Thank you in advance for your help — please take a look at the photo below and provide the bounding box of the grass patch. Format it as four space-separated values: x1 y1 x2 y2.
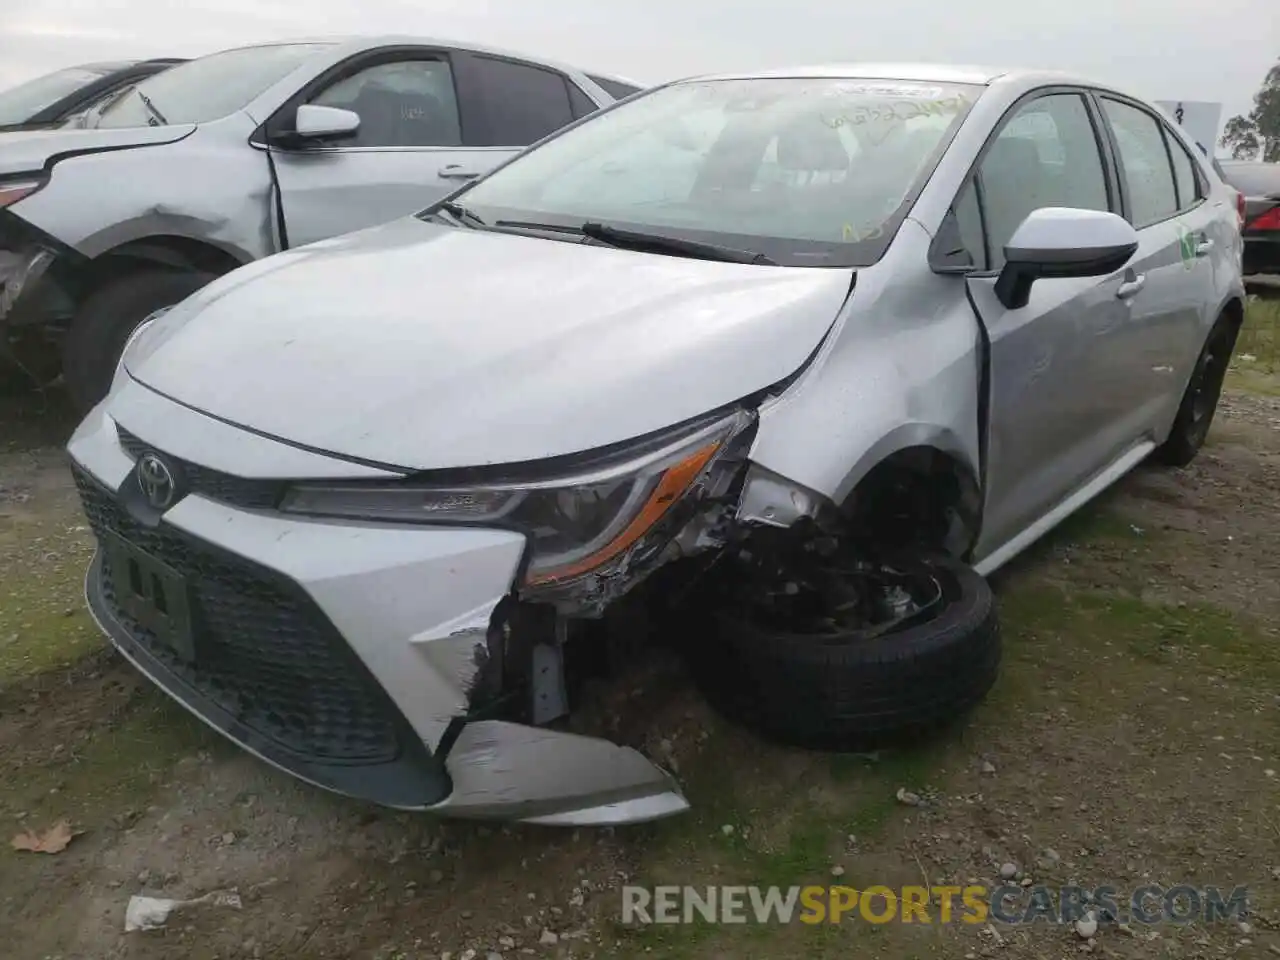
0 607 100 682
0 690 216 839
999 579 1278 685
610 716 963 957
1041 498 1150 545
1231 293 1280 389
0 520 98 684
611 535 1275 954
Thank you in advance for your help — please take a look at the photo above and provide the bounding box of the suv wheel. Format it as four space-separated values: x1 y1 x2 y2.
686 553 1000 751
62 268 215 413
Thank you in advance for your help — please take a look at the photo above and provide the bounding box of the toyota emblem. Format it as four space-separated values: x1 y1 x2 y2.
136 452 178 510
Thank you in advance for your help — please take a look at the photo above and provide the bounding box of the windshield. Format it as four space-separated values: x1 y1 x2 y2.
92 43 330 128
0 65 117 125
448 76 981 267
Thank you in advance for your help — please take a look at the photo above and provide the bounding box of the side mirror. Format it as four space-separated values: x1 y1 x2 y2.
292 104 360 142
994 207 1138 310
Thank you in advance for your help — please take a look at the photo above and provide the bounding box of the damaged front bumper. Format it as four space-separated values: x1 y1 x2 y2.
0 235 58 330
67 384 689 826
1 216 68 382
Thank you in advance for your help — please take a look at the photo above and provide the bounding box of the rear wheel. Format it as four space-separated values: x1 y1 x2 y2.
62 268 215 413
1153 313 1239 467
686 552 1000 751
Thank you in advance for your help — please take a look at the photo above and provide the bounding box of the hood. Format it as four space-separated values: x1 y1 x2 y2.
0 124 194 178
127 217 853 470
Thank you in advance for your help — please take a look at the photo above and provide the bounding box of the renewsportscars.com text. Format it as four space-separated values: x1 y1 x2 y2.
621 884 1249 926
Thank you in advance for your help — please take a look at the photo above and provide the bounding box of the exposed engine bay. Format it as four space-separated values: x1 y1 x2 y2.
467 407 964 741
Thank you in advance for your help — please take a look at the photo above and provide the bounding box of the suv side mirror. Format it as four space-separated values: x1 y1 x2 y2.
292 104 360 142
995 207 1139 309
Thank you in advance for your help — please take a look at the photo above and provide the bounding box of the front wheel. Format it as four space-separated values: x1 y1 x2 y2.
1152 313 1240 468
62 268 216 413
686 553 1001 751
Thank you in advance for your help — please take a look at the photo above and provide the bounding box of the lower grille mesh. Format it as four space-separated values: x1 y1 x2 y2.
74 465 402 764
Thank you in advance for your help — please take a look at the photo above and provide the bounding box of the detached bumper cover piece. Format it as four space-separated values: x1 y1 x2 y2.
68 391 688 824
0 245 56 326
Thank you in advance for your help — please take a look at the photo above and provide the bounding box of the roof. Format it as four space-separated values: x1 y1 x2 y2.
687 63 1014 86
584 70 649 89
675 62 1112 93
76 60 139 72
192 35 610 81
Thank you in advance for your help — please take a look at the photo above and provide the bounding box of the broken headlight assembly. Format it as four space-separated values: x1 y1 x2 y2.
0 178 45 209
280 411 753 586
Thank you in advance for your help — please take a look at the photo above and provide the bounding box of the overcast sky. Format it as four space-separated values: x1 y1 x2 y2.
1 0 1275 125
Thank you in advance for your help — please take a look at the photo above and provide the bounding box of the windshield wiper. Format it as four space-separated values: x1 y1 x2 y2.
579 222 776 265
437 201 487 228
135 89 167 126
493 219 584 234
72 86 129 129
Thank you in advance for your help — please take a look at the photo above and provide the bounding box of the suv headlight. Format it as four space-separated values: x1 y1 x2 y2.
0 178 45 208
280 411 751 585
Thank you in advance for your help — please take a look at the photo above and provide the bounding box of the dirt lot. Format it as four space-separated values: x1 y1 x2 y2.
2 297 1279 960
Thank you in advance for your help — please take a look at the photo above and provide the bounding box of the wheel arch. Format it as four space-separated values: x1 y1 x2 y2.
1219 293 1245 333
836 437 984 559
77 235 248 296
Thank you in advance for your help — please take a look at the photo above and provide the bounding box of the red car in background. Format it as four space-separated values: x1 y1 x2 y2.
1218 159 1280 277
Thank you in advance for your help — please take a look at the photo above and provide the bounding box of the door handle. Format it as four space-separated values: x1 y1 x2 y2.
1194 238 1214 257
1116 273 1146 300
439 165 481 180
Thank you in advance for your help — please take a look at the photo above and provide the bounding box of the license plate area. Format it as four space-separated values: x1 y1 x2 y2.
102 531 198 662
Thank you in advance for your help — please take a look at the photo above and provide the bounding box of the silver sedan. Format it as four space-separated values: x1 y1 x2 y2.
69 63 1245 825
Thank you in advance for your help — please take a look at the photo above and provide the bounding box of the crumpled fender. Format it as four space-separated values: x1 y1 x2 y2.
746 221 983 507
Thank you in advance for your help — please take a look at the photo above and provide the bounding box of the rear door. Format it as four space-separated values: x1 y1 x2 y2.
956 89 1139 559
1093 94 1218 433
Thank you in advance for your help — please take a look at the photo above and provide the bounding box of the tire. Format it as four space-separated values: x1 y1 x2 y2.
1152 313 1240 468
62 268 216 413
686 554 1000 752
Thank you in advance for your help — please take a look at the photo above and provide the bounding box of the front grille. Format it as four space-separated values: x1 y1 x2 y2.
116 425 285 510
74 464 403 765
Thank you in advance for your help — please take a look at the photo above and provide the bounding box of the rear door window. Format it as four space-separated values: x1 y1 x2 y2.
465 56 576 146
1099 97 1179 227
1163 127 1203 211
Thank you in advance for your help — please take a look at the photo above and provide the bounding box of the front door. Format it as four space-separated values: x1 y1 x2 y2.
269 54 513 248
268 49 596 250
957 90 1143 560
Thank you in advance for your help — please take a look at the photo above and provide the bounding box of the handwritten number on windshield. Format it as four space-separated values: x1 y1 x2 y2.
819 95 970 131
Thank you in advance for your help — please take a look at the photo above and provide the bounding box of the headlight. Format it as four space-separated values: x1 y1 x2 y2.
280 411 750 585
0 179 44 208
